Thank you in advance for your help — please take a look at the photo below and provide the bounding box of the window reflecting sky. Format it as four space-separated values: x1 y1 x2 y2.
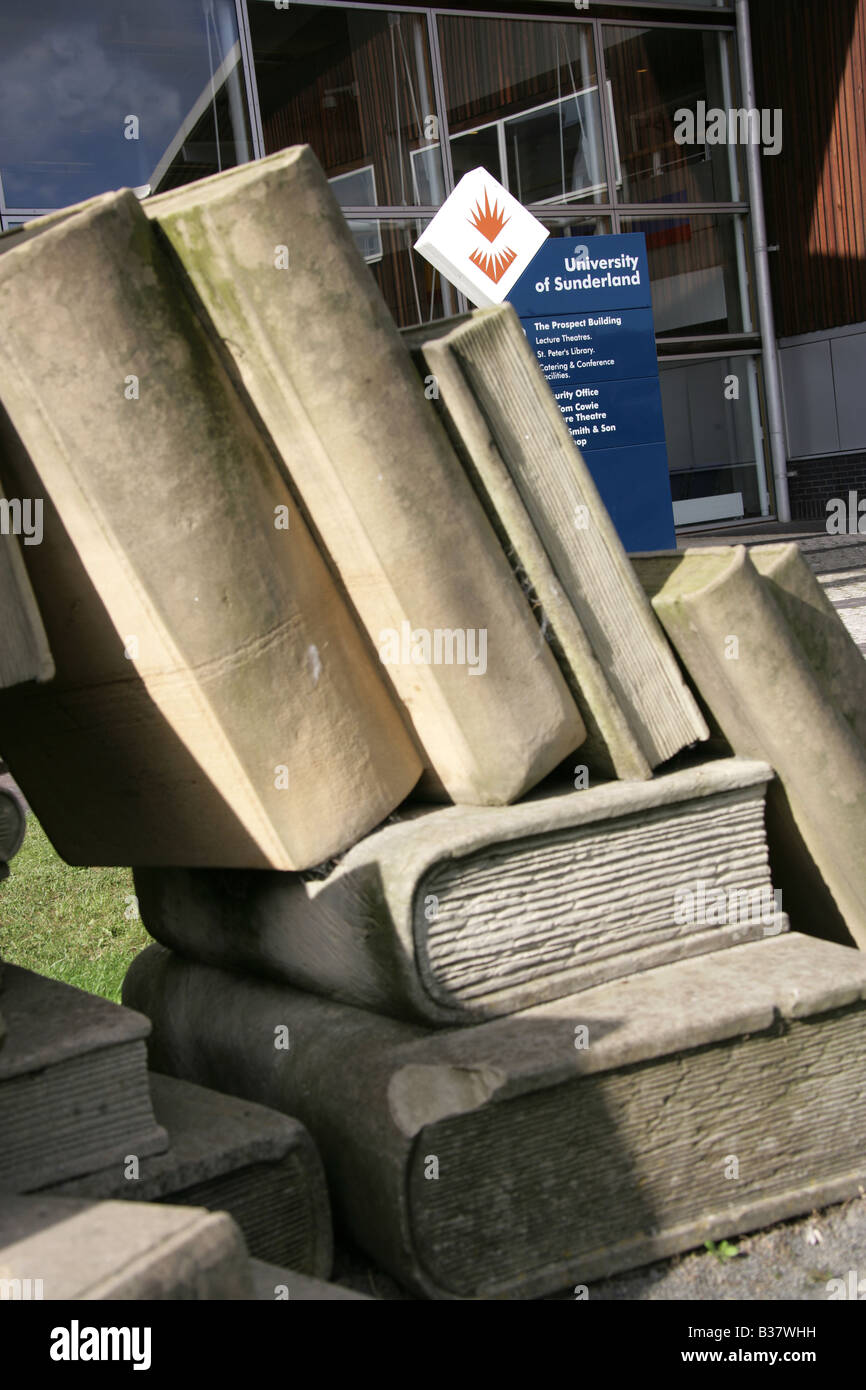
0 0 247 209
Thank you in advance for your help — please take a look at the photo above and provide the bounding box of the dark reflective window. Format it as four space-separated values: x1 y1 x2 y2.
660 354 767 519
436 16 607 208
347 217 454 327
248 4 444 207
603 25 744 205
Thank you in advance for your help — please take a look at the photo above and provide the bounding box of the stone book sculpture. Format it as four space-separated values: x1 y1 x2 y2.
403 306 708 780
134 759 786 1025
0 191 422 868
124 934 866 1300
0 964 169 1191
144 147 585 806
51 1074 334 1278
0 480 53 689
633 546 866 951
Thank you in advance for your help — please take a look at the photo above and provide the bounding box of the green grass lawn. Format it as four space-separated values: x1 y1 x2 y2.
0 813 151 1001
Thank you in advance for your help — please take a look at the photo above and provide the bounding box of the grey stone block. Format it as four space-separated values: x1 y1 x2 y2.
123 934 866 1300
249 1259 372 1300
0 965 168 1191
50 1073 332 1277
0 1194 252 1299
135 758 786 1024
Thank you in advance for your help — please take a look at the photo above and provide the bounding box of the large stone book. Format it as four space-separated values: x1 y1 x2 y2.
403 307 708 779
0 964 168 1191
134 758 786 1025
0 191 421 867
0 481 53 689
123 934 866 1300
0 1195 252 1299
633 546 866 951
143 147 585 805
50 1074 333 1277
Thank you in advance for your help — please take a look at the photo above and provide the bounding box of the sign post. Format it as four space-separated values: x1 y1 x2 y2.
507 233 676 552
415 172 676 551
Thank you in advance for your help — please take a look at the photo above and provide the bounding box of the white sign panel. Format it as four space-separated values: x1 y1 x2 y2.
414 168 549 308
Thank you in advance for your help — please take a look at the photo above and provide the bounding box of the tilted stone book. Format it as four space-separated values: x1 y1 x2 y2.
403 306 708 780
749 541 866 749
124 933 866 1300
143 147 585 806
134 758 786 1025
633 545 866 952
0 191 422 868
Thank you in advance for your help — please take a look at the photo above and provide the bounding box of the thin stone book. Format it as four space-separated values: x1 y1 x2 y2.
403 306 709 780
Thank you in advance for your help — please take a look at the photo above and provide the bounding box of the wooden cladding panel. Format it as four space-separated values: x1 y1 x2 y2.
751 0 866 335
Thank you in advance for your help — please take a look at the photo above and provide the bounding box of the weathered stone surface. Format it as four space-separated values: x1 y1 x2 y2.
0 1195 252 1299
0 964 168 1191
123 934 866 1300
750 541 866 748
404 307 708 777
135 758 785 1024
0 479 53 689
145 147 584 806
249 1259 371 1301
634 546 866 951
0 190 421 867
51 1073 332 1276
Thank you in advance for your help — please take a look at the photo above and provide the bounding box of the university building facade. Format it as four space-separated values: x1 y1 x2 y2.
1 0 864 530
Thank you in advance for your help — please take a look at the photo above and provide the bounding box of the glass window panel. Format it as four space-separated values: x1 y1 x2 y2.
620 212 753 335
660 354 765 517
248 4 445 208
347 218 453 329
437 15 607 205
0 0 251 210
603 24 744 204
537 214 613 239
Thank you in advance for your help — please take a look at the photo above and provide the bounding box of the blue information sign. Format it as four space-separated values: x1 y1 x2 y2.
508 233 675 552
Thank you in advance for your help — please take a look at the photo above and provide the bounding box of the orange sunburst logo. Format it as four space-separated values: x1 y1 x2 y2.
467 189 511 243
468 245 518 284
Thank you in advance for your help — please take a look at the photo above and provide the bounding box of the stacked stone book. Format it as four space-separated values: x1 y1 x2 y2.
135 758 785 1024
48 1073 333 1277
0 965 335 1282
126 933 866 1300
